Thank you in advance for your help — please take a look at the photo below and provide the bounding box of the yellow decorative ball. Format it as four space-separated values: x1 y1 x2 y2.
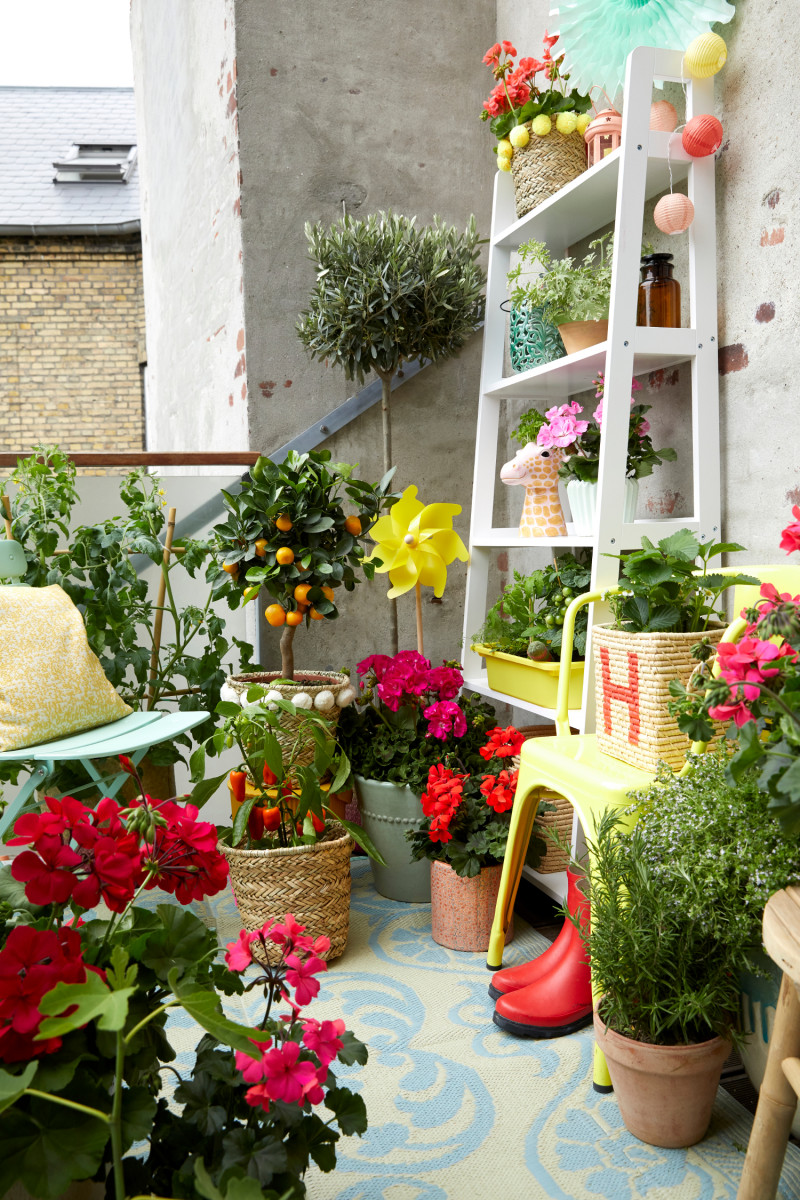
531 114 552 137
555 111 578 136
684 32 727 78
497 155 512 173
575 112 592 136
496 138 513 159
509 124 530 149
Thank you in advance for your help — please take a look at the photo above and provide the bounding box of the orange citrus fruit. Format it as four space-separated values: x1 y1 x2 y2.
285 610 303 626
321 585 334 601
275 514 293 532
243 585 259 603
344 515 362 536
275 547 295 566
293 583 312 604
254 538 268 557
309 607 325 621
265 604 286 627
222 562 239 576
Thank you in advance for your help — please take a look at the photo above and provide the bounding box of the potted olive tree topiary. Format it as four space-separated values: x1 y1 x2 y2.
297 211 486 652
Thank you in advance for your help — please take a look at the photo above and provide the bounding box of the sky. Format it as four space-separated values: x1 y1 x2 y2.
0 0 134 87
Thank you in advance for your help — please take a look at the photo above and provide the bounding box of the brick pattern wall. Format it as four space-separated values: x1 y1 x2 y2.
0 235 145 466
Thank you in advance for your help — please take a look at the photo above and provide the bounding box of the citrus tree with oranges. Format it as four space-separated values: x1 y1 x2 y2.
209 449 396 678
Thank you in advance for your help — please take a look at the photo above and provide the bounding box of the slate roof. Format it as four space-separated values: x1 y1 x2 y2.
0 87 139 234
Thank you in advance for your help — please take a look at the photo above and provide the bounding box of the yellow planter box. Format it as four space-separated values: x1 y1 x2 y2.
472 644 584 710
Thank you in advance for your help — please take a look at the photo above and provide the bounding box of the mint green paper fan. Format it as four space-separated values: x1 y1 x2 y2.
553 0 735 99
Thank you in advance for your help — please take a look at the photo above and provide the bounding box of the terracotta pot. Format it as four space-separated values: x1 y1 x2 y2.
594 1011 730 1147
430 861 513 952
557 318 608 355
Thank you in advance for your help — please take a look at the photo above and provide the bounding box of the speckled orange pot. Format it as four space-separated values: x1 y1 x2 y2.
430 861 513 952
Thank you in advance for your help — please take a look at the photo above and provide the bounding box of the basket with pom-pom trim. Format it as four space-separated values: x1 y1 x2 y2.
226 670 353 767
510 121 586 218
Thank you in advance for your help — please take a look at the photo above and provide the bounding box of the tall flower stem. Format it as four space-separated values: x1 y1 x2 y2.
110 1031 126 1200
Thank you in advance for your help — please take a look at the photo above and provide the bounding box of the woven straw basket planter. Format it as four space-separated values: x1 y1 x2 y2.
592 625 725 772
511 125 586 217
227 670 350 768
219 822 354 964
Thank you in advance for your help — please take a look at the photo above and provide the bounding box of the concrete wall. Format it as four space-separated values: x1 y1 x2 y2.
130 0 248 460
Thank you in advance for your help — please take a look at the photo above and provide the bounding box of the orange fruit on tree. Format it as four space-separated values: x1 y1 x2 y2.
309 607 325 621
243 585 260 603
321 585 334 601
275 514 293 532
293 583 312 604
285 610 303 626
275 547 295 566
344 515 362 536
254 538 268 557
222 562 239 576
265 604 286 627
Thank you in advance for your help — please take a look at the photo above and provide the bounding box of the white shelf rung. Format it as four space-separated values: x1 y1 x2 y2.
470 527 594 548
470 517 700 549
520 866 568 905
463 675 584 731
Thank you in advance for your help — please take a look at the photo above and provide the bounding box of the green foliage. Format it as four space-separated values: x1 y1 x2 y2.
488 86 592 138
296 211 485 386
510 406 548 447
472 555 592 660
3 446 240 769
606 531 759 633
507 234 613 326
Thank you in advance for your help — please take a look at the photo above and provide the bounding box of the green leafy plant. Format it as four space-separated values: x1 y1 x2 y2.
606 530 759 634
472 555 592 661
208 450 395 679
507 234 613 326
510 407 548 447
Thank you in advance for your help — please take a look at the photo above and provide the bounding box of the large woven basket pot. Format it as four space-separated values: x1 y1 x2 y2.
219 821 354 964
511 124 586 218
592 624 725 772
227 670 350 767
508 303 565 372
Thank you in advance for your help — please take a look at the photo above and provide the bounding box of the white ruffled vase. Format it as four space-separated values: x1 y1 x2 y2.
566 478 639 535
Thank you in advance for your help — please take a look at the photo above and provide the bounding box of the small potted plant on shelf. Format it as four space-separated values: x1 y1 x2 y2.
481 34 592 217
596 529 758 771
336 652 497 903
471 555 591 709
507 233 613 355
192 683 384 961
405 726 528 952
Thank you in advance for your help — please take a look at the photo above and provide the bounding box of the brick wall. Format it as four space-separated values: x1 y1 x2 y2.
0 235 145 465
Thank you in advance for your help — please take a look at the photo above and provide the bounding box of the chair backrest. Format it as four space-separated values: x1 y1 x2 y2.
717 563 800 616
0 540 28 584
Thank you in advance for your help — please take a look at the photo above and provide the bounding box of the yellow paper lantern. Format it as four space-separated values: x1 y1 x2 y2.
654 193 695 235
684 32 727 78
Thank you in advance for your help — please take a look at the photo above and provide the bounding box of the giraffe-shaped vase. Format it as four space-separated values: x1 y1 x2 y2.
500 442 567 538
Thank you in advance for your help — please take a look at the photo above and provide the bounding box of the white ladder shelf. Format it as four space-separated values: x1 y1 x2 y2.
461 46 720 902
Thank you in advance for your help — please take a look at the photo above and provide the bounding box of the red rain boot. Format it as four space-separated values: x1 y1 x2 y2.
492 874 592 1038
488 869 588 1002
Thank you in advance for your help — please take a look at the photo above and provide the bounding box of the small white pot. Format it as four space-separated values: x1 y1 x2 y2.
566 478 638 535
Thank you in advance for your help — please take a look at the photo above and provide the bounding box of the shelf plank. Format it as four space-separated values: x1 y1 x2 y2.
521 866 568 904
485 328 697 400
463 675 584 731
470 527 594 548
492 133 691 253
470 516 700 549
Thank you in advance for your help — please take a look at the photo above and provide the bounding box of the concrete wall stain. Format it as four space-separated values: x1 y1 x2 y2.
648 367 680 390
764 188 781 209
718 343 749 375
786 487 800 506
645 490 685 516
760 227 785 246
755 302 776 323
259 380 276 398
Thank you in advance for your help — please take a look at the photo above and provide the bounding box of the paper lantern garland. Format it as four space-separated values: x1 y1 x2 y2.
682 113 723 157
654 193 695 235
650 100 678 133
684 32 727 78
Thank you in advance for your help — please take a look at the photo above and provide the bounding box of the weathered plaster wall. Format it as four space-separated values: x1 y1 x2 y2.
130 0 248 460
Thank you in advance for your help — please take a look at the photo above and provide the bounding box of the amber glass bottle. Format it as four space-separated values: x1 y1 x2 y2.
637 253 681 328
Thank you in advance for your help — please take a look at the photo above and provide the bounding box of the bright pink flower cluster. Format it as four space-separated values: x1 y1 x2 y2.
225 913 330 1006
423 700 467 741
357 651 465 738
479 768 519 814
708 634 797 726
781 505 800 556
137 798 228 904
537 402 589 449
420 765 467 843
479 726 525 761
0 925 94 1063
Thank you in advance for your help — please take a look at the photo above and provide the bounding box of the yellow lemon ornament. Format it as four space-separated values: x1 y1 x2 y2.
576 112 592 136
496 138 513 159
497 155 512 172
531 114 552 137
555 111 578 136
509 124 530 149
684 32 727 78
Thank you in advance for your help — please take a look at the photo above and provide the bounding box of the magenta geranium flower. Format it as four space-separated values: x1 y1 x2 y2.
225 929 258 972
716 636 797 702
537 401 589 448
302 1017 345 1066
284 951 327 1006
356 654 393 682
780 505 800 555
424 700 467 740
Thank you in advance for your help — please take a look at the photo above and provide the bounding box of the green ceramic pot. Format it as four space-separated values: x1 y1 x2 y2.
508 304 565 372
354 775 431 903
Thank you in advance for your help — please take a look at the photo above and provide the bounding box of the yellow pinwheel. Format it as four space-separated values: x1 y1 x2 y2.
366 485 469 599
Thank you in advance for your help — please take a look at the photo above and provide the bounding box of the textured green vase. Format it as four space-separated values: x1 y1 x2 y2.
509 305 565 372
354 775 431 903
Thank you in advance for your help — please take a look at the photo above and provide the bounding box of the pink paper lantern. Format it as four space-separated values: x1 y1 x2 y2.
682 114 723 158
650 100 678 132
654 193 695 235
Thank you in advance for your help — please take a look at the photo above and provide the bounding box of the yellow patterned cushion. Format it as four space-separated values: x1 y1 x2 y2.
0 584 132 752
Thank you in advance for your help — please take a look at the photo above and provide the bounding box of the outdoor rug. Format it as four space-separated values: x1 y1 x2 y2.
163 859 800 1200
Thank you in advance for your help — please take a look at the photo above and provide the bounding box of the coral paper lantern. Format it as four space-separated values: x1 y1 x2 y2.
682 113 723 157
684 32 727 78
654 193 695 235
650 100 678 133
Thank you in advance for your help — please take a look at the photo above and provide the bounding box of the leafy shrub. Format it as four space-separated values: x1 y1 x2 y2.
472 555 591 660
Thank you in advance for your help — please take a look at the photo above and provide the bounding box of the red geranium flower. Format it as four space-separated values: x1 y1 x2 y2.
479 726 524 761
480 769 518 814
780 505 800 555
0 926 88 1063
139 799 228 903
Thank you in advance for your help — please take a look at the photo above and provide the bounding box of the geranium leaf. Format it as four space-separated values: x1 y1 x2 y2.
140 904 215 982
324 1086 368 1136
38 974 134 1036
168 969 272 1054
0 1103 109 1199
337 1029 368 1066
121 1086 158 1150
0 1061 37 1114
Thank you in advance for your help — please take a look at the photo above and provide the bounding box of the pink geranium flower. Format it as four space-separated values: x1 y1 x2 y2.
225 929 258 972
424 700 467 741
302 1017 345 1066
284 951 327 1006
245 1040 321 1106
538 402 589 449
708 698 755 727
780 505 800 555
716 636 797 702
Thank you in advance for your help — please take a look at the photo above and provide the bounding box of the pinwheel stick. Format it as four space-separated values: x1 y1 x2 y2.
415 582 424 656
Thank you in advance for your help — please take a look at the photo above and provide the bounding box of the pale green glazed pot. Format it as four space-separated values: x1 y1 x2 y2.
354 775 431 903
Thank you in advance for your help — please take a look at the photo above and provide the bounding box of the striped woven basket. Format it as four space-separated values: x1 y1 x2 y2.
510 125 586 217
227 671 349 767
219 821 354 964
592 625 725 772
514 725 576 874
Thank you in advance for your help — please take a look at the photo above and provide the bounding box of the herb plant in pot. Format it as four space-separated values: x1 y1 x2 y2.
471 555 591 709
507 233 613 355
597 529 758 771
406 726 527 951
337 652 497 902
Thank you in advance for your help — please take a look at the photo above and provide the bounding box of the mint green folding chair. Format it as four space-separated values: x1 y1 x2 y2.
0 539 209 839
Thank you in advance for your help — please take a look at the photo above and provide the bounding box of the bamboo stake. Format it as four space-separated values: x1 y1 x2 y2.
415 582 424 657
1 495 12 539
147 507 177 711
379 371 398 656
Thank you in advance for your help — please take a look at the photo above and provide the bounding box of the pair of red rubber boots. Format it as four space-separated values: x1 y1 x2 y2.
490 869 593 1038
